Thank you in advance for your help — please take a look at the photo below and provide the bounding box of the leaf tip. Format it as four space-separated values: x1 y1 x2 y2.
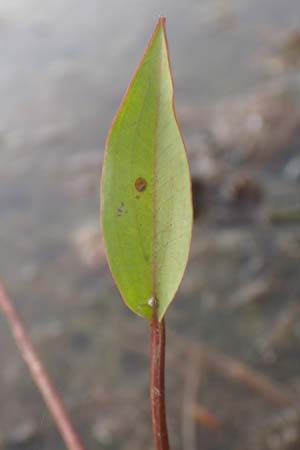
157 15 166 30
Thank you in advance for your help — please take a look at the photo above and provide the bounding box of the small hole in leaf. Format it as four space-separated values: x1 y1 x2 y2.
135 177 147 192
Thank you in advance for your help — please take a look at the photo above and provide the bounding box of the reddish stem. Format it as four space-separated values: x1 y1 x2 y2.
0 283 86 450
150 307 170 450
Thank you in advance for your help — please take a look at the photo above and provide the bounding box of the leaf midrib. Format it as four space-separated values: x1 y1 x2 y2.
152 29 165 305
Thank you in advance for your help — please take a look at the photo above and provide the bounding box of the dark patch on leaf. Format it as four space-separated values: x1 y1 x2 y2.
117 202 127 217
135 177 147 192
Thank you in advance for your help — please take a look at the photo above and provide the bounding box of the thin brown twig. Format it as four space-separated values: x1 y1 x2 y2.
171 332 296 407
181 350 202 450
260 303 300 354
0 283 87 450
150 306 170 450
125 327 295 407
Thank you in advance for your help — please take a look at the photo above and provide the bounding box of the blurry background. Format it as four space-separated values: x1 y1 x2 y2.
1 0 300 449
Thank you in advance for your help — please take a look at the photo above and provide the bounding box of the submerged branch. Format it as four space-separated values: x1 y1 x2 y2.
0 283 86 450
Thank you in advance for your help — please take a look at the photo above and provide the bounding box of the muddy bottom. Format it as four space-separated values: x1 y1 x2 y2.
0 1 300 449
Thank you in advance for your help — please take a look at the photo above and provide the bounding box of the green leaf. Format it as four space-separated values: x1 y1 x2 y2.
101 17 193 320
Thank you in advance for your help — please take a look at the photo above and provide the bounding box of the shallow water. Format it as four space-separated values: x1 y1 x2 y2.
0 1 300 449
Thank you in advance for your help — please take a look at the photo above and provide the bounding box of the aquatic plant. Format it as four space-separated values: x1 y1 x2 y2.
101 16 192 450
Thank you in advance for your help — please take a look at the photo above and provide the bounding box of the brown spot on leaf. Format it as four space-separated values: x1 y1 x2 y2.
135 177 147 192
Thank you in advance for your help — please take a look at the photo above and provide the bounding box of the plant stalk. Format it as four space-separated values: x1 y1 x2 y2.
0 283 86 450
150 307 170 450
